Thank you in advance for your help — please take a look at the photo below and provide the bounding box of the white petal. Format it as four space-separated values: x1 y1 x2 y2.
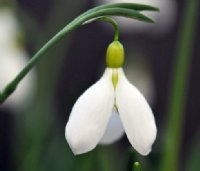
65 68 114 155
116 69 157 156
100 110 124 145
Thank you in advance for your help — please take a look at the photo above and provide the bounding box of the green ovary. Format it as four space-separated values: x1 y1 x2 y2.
106 41 124 68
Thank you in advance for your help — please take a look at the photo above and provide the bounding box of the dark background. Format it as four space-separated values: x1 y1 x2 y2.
0 0 200 171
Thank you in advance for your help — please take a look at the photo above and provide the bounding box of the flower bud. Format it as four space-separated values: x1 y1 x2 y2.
106 41 124 68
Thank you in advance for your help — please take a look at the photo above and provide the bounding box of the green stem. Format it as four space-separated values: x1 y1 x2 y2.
160 0 199 171
98 17 119 41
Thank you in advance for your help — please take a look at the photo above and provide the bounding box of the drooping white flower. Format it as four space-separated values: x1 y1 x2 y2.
65 41 157 156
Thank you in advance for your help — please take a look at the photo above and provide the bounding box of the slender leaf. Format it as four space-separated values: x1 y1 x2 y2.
84 3 159 17
100 3 159 11
78 3 158 24
80 8 155 24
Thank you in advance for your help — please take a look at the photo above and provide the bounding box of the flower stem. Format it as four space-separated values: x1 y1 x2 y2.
98 17 119 41
160 0 199 171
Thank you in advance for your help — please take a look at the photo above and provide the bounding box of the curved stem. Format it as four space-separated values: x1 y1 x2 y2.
98 17 119 41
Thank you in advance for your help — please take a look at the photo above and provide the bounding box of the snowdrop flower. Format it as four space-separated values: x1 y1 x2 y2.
65 41 157 155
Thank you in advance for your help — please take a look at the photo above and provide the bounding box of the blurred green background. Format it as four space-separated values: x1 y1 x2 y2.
0 0 200 171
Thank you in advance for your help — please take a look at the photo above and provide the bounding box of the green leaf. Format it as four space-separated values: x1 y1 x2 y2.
80 8 155 25
77 3 159 23
93 3 159 12
84 3 159 17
